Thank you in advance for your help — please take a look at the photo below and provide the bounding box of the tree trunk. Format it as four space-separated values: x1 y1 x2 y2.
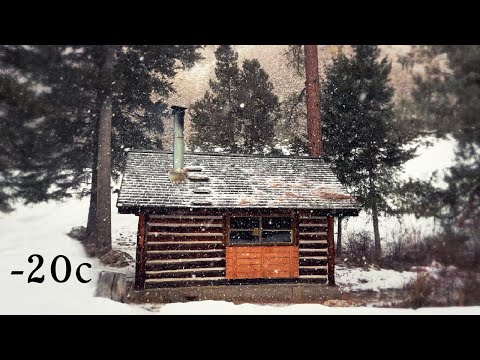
303 45 323 157
95 45 115 256
372 201 381 260
368 170 381 260
86 116 99 247
87 135 98 248
336 216 342 257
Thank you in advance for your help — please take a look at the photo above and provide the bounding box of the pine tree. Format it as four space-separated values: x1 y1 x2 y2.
0 56 49 212
191 45 240 152
237 59 279 153
0 45 202 254
322 45 415 258
407 45 480 230
191 46 279 154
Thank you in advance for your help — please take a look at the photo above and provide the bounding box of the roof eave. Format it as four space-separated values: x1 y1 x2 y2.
117 205 360 217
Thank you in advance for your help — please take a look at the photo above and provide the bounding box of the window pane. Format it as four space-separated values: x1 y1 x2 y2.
262 217 292 230
230 231 260 244
230 217 260 229
261 231 292 243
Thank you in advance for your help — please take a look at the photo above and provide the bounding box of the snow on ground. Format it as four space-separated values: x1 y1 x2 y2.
0 198 147 314
1 193 478 314
336 265 415 292
147 300 479 315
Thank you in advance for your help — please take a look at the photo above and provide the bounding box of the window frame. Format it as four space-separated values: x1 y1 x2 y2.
228 214 294 246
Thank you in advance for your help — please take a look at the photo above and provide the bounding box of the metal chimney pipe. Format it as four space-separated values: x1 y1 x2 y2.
304 45 323 157
172 105 187 171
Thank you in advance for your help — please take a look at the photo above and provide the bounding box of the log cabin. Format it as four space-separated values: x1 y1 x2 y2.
116 106 360 290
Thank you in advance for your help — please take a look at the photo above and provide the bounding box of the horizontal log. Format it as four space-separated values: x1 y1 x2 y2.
147 223 223 228
146 249 225 260
299 225 327 229
146 267 226 274
299 227 328 233
299 249 328 257
299 267 328 276
298 235 328 241
147 257 225 264
299 232 327 236
147 232 223 237
146 218 222 226
299 265 328 269
147 227 223 234
147 236 225 243
299 258 328 267
145 267 226 279
145 258 226 271
299 243 328 250
148 249 225 254
299 240 328 244
149 215 223 220
145 277 225 283
147 240 223 246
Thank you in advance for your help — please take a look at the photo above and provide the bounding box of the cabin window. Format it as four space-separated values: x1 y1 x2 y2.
229 216 292 245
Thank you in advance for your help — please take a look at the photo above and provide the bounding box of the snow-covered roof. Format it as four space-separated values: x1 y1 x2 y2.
116 150 359 214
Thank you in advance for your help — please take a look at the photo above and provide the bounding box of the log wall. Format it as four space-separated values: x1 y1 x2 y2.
134 210 336 289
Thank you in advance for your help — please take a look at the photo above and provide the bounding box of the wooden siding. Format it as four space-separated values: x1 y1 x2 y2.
145 214 224 242
141 212 227 289
327 215 335 286
297 214 329 283
226 246 299 279
134 210 335 289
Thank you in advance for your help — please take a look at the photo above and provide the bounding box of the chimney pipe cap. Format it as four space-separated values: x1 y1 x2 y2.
171 105 188 113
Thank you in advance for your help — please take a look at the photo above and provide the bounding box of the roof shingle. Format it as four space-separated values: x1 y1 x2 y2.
116 150 359 213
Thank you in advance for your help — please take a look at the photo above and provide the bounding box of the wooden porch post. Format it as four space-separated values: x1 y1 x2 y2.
134 212 146 290
327 215 335 286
